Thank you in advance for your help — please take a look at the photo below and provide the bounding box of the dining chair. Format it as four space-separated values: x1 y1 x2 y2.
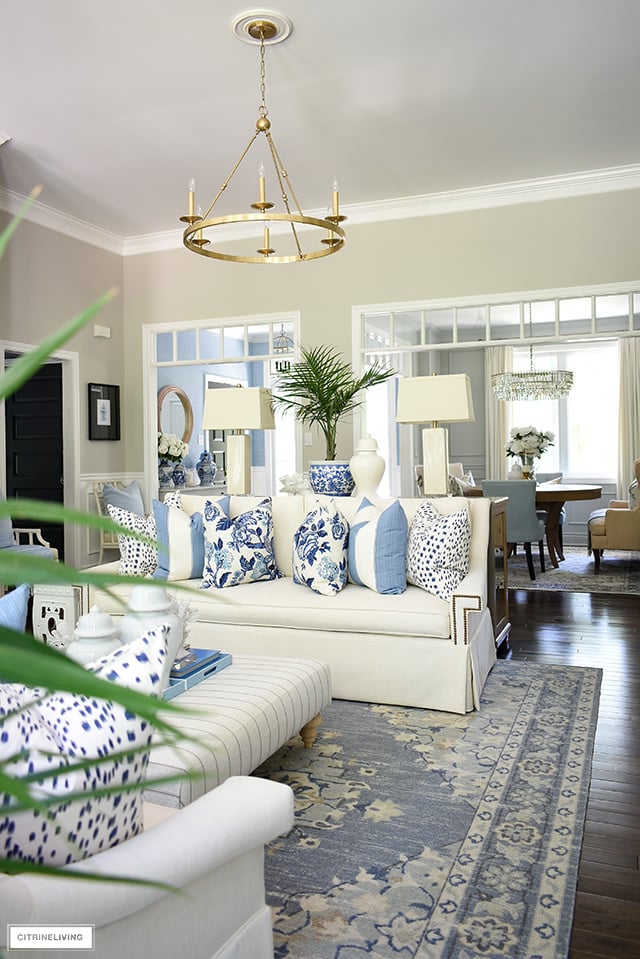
481 479 546 580
535 472 564 551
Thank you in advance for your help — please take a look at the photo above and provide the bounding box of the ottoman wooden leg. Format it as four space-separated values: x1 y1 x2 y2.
300 713 322 748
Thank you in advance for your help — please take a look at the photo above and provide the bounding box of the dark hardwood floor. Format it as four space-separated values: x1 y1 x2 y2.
502 588 640 959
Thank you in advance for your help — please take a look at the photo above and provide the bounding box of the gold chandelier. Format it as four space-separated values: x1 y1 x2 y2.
180 12 346 264
492 302 574 401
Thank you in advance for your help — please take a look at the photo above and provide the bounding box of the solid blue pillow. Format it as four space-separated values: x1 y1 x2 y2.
0 584 31 632
103 481 145 518
348 498 408 594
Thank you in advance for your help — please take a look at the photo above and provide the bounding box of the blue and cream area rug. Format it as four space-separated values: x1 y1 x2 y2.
505 545 640 594
255 661 601 959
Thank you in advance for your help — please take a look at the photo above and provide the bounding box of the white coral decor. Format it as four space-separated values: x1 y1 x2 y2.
505 426 554 460
157 431 189 463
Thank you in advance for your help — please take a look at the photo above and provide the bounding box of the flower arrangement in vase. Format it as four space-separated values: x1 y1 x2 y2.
157 431 189 488
505 426 554 479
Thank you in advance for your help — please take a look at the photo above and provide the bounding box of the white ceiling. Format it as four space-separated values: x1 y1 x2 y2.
2 0 640 245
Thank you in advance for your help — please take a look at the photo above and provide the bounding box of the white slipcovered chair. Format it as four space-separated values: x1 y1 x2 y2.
0 776 294 959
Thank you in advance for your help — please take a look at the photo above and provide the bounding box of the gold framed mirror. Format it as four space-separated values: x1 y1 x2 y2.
157 386 194 443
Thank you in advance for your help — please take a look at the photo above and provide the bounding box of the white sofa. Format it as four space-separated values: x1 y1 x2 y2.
0 776 294 959
89 494 496 715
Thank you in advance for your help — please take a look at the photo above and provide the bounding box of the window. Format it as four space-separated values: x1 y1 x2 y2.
357 284 636 491
151 314 298 493
511 341 618 480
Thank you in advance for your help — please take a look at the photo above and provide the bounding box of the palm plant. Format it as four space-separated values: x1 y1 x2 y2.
272 344 395 460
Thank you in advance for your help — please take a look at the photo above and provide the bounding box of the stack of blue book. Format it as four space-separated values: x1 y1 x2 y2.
162 648 232 701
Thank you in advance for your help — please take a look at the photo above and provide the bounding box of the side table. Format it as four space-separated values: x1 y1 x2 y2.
487 497 510 648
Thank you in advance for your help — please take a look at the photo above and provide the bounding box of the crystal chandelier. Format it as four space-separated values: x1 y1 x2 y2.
180 12 346 264
492 303 574 401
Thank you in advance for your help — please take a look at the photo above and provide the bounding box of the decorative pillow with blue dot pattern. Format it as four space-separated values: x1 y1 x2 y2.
0 625 168 867
292 499 349 596
107 503 157 576
406 500 471 601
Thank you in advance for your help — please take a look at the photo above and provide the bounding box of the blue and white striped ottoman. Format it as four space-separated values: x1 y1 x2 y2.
144 654 332 808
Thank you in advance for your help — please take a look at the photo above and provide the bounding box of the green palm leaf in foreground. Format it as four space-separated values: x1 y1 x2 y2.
0 189 193 883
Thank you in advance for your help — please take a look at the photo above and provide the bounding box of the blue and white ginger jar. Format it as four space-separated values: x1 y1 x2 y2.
197 450 217 485
172 463 187 488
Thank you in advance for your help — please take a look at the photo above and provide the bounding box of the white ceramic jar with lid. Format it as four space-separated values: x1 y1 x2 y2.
67 605 122 666
118 584 183 688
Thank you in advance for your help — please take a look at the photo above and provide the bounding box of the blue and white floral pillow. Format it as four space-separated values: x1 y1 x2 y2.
0 626 169 867
201 497 281 589
293 500 349 596
406 500 471 601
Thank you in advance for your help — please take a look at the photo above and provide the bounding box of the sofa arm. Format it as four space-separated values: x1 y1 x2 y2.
0 776 294 929
450 565 487 646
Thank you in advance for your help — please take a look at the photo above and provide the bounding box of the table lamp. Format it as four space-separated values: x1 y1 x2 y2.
396 373 475 495
202 386 275 494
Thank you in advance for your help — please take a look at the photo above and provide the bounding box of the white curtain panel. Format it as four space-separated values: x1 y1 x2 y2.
618 337 640 498
484 346 513 479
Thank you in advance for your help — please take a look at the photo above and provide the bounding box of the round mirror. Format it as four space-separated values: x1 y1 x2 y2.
157 386 194 443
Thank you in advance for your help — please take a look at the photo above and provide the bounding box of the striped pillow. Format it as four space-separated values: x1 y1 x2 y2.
152 497 205 581
348 498 407 594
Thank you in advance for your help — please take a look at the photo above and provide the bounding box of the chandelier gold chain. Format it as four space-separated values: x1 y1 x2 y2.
180 12 346 264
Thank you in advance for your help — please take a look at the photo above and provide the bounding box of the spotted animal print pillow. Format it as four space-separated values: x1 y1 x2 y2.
107 503 157 576
406 500 471 601
0 625 169 867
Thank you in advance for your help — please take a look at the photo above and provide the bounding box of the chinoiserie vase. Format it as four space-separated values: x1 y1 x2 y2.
158 458 175 489
172 462 187 488
66 605 122 666
308 460 355 497
349 437 385 499
197 450 217 486
519 454 536 480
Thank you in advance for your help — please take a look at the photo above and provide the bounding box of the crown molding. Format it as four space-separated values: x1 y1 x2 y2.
0 186 124 254
3 163 640 257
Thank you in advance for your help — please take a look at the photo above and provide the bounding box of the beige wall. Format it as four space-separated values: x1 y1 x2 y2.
3 187 640 483
0 214 126 475
123 188 640 466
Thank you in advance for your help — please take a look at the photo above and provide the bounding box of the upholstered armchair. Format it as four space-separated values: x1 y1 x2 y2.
588 459 640 572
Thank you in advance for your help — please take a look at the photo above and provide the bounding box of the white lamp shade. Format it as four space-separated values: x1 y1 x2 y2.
202 387 275 431
396 373 475 425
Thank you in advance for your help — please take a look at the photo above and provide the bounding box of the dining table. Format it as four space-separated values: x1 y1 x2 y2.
464 481 603 568
533 483 603 568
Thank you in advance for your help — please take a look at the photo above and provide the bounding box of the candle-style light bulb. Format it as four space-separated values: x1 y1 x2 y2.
187 177 196 217
259 163 266 204
332 177 340 217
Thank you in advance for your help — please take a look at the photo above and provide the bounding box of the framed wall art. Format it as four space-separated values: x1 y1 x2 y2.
88 383 121 440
